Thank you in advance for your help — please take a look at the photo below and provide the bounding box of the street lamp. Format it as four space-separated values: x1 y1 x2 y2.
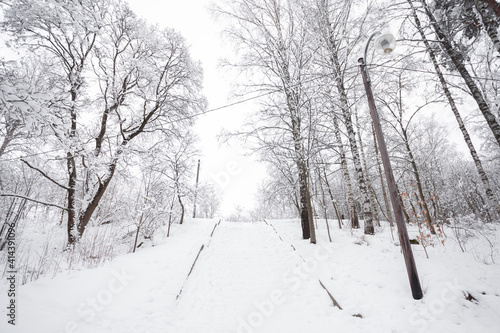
358 32 424 300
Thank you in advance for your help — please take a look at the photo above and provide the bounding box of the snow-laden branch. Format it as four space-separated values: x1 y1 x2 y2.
21 159 70 190
0 193 68 211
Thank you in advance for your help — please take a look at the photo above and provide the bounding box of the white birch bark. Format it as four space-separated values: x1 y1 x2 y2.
410 0 500 217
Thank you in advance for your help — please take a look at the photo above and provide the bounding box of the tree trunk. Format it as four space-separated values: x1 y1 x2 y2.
322 166 343 229
333 115 359 228
355 105 380 227
192 159 200 218
133 212 144 253
76 160 118 238
177 191 185 225
283 70 315 242
317 168 332 242
66 152 78 245
477 0 500 54
484 0 500 17
167 195 176 237
298 161 311 240
401 129 436 234
409 0 500 217
422 0 500 147
328 33 373 234
66 87 79 245
306 174 317 242
372 124 393 227
338 96 374 235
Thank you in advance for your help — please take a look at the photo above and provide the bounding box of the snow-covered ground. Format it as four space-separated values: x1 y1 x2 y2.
1 218 500 333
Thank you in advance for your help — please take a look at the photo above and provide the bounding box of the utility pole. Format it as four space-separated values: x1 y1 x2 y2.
359 55 423 300
192 159 201 218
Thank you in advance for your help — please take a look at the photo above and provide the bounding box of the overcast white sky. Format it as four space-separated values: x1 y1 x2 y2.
126 0 267 216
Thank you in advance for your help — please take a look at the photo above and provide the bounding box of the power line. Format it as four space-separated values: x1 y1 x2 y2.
371 63 500 83
2 62 498 163
0 92 278 162
171 90 276 124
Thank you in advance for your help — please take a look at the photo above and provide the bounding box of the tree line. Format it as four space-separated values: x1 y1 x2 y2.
1 0 499 253
215 0 500 242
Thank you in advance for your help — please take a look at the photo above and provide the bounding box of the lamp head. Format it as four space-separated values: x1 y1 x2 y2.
375 33 396 54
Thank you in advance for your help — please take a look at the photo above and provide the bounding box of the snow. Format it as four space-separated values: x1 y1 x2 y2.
1 218 500 333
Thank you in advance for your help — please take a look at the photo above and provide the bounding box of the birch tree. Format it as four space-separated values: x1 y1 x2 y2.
215 0 316 242
421 0 500 147
310 0 374 234
408 0 500 216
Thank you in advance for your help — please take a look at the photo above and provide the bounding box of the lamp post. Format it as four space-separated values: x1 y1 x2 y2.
358 32 423 300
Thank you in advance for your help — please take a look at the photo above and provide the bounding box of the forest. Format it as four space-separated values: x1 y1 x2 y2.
0 0 500 331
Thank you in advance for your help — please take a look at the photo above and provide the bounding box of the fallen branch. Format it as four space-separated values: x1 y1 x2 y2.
318 279 343 310
265 220 344 311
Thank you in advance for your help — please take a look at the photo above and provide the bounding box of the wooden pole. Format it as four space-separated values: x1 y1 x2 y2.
358 57 423 300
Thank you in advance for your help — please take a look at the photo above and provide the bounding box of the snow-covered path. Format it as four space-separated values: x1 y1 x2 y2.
3 219 499 333
174 221 343 333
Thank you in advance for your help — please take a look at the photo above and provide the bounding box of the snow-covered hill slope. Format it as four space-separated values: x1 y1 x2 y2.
1 219 499 333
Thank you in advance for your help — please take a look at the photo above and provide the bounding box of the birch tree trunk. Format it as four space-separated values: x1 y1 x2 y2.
355 105 380 227
477 0 500 55
401 129 436 234
421 0 500 147
409 0 500 217
336 76 374 235
333 114 359 228
320 5 373 234
67 83 81 245
216 0 316 241
284 79 314 241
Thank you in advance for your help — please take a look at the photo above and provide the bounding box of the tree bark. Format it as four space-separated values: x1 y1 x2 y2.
66 87 79 245
355 106 380 227
477 0 500 55
317 168 332 242
167 195 176 237
76 160 118 239
322 166 343 229
401 129 436 234
177 191 185 225
338 94 374 235
333 115 359 228
422 0 500 147
306 175 317 243
483 0 500 19
409 0 500 217
326 24 373 234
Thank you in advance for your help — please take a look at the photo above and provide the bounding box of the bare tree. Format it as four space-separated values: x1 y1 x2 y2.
3 0 204 244
408 0 500 217
421 0 500 147
215 0 316 242
310 0 374 234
